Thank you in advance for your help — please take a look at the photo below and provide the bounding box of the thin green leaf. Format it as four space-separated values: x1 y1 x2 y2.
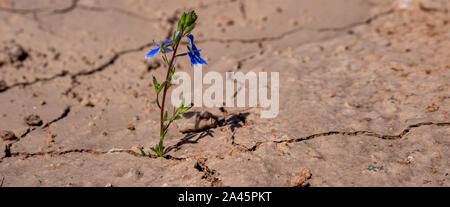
153 76 160 93
176 53 188 57
184 23 196 35
162 55 169 65
163 111 168 122
173 115 182 121
156 81 166 94
140 149 147 156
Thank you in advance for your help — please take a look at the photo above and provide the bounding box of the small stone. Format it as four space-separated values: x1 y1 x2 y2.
362 117 372 121
427 103 439 112
300 169 312 179
127 123 135 131
0 130 17 141
105 183 113 187
24 114 43 126
129 90 138 98
0 80 7 92
53 52 61 61
7 43 28 62
81 99 95 107
225 19 234 26
178 111 219 133
367 165 383 172
40 100 46 105
290 168 312 187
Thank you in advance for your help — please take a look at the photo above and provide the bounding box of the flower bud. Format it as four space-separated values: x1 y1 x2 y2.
184 23 196 36
186 11 197 26
178 13 186 31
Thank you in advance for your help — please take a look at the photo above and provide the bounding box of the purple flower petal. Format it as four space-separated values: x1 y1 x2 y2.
187 51 199 65
162 40 174 47
145 48 161 59
187 34 199 51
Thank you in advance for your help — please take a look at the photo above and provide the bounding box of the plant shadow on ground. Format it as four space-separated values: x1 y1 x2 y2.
164 112 250 154
220 112 250 132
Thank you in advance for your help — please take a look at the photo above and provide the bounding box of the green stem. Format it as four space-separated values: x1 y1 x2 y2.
158 29 184 149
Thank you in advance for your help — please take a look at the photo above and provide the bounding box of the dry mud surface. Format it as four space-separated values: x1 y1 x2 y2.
0 0 449 186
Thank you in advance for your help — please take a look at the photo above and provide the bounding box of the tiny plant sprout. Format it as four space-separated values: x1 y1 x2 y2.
143 11 206 157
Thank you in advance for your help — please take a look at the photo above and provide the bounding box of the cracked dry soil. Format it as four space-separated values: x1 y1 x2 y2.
0 0 449 187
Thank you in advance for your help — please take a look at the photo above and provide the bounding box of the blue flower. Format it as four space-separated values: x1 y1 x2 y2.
187 34 207 65
145 40 173 59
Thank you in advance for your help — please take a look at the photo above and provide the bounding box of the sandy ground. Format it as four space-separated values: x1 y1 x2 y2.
0 0 449 187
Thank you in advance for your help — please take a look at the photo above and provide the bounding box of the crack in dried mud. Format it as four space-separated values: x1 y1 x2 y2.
2 121 447 185
0 70 69 93
198 9 395 44
0 147 187 162
1 106 73 162
51 0 79 14
231 121 450 152
194 157 223 187
42 106 71 129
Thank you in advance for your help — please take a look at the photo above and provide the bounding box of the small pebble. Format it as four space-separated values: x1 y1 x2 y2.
127 123 135 131
427 103 439 112
362 117 372 121
301 169 312 179
81 99 95 107
7 43 28 62
24 114 43 126
290 168 312 187
367 165 383 172
0 130 17 141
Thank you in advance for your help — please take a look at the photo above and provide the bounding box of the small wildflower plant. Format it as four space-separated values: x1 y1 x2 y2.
143 11 206 157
